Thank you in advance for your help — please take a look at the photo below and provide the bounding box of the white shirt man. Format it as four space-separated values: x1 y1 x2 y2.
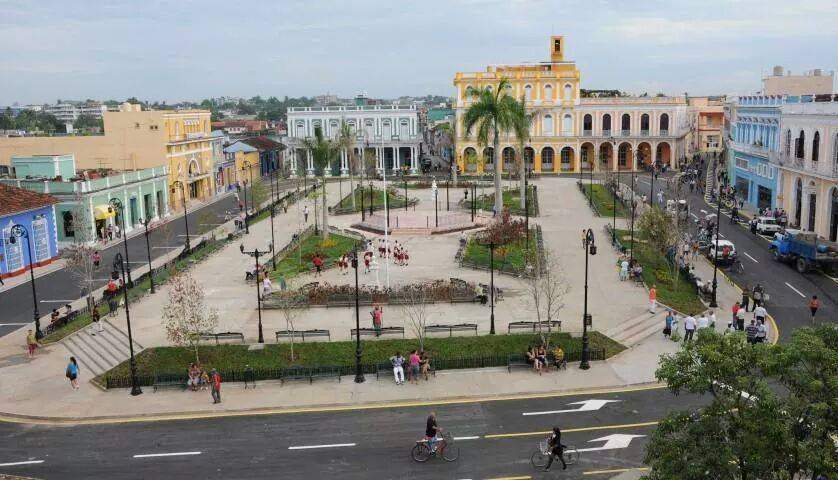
683 315 697 341
708 311 717 328
697 314 709 329
753 305 767 322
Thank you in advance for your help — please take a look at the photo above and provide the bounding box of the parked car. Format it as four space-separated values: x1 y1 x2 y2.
755 216 782 235
706 239 737 265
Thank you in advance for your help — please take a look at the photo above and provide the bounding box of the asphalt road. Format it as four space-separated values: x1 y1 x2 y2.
621 165 837 342
0 179 299 339
0 386 707 479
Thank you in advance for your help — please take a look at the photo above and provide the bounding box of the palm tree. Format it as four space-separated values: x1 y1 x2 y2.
463 79 529 215
303 125 339 239
516 112 532 210
337 122 356 209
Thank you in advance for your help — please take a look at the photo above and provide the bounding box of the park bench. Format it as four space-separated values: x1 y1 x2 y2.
280 366 341 385
424 323 478 337
152 372 187 392
507 354 531 372
350 327 405 339
275 329 331 342
376 361 435 381
199 332 245 345
506 321 561 334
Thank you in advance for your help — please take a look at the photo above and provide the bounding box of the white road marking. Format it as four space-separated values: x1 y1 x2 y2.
0 323 29 326
785 282 806 298
453 436 481 441
133 451 202 458
523 399 621 416
690 213 699 219
718 232 725 238
288 443 356 450
700 209 708 214
39 300 77 303
152 246 181 249
576 434 646 453
0 460 44 467
743 252 759 263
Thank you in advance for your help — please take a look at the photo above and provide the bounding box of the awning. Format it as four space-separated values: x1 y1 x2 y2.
93 205 116 220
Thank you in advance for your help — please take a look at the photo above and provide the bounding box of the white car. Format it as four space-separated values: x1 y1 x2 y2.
755 216 782 235
707 239 737 264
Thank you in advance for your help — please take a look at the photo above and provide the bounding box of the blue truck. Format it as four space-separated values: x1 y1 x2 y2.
769 230 838 273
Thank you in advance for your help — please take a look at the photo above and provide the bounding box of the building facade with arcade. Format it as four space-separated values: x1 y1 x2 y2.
453 36 690 175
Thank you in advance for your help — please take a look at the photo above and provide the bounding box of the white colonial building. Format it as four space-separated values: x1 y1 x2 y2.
286 104 422 176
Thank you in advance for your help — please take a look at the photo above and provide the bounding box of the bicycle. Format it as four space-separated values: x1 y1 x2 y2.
411 431 459 462
729 258 745 275
530 439 579 469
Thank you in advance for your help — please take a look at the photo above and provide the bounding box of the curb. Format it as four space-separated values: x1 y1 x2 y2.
0 381 665 426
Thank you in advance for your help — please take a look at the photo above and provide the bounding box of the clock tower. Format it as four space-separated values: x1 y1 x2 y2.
551 35 565 62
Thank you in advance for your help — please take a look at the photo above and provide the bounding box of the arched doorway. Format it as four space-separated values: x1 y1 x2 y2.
618 143 633 170
580 142 595 171
524 147 535 172
483 147 494 170
637 142 652 167
659 114 669 134
502 147 515 173
560 147 575 172
602 114 612 135
599 143 614 170
541 147 555 172
830 187 838 241
808 181 817 232
621 114 631 135
463 147 477 172
656 142 672 166
794 178 803 228
640 114 650 134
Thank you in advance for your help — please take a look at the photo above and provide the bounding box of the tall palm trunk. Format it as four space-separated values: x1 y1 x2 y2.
493 128 502 215
519 148 526 211
320 176 328 240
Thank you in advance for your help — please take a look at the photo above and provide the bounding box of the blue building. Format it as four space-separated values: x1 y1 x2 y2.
0 183 59 280
728 95 786 211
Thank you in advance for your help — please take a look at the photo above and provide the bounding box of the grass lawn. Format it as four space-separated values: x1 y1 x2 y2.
614 228 705 314
582 183 629 218
333 187 412 213
473 186 537 216
270 231 360 281
462 229 537 273
99 331 625 382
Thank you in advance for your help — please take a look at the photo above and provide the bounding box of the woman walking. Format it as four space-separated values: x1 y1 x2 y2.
66 357 80 390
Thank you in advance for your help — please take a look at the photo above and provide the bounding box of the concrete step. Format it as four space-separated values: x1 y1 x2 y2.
60 320 143 376
621 321 667 346
607 311 665 346
604 311 654 339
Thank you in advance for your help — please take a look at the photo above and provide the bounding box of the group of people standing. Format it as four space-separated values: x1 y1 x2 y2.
389 350 431 385
377 238 410 266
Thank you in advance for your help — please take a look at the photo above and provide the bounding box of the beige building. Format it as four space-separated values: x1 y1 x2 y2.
0 104 214 210
763 66 834 96
686 96 726 156
454 35 691 175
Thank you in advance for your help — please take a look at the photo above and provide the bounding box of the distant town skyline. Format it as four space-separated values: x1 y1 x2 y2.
1 0 837 105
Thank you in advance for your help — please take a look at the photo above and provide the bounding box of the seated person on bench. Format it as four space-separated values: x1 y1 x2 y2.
552 346 566 369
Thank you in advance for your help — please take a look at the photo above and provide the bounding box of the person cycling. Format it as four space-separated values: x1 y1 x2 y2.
544 426 567 471
426 412 441 452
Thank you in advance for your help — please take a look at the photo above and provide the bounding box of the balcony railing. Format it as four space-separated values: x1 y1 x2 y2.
583 130 592 137
660 129 669 136
602 129 611 137
640 130 649 137
732 141 770 158
621 130 630 136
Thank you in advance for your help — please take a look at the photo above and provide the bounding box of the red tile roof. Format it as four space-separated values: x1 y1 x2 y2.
0 183 59 217
241 136 285 152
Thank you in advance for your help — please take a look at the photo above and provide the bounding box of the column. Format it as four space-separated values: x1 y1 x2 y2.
410 146 418 173
393 146 399 173
307 150 314 176
534 150 542 173
341 149 348 177
800 187 812 231
612 145 618 172
377 147 383 172
652 143 658 167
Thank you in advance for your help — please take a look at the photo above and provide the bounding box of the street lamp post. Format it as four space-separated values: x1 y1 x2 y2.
580 228 596 370
139 217 155 294
108 198 133 288
629 151 639 265
489 242 496 334
360 183 366 221
240 243 269 343
588 157 594 207
403 173 408 213
446 176 450 211
433 181 439 228
351 246 365 383
612 167 619 244
113 252 142 396
172 180 191 251
9 225 41 339
524 176 530 246
710 182 723 308
268 171 278 271
242 160 254 234
650 162 657 208
368 181 374 217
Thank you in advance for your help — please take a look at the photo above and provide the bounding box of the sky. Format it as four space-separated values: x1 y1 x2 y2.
1 0 837 105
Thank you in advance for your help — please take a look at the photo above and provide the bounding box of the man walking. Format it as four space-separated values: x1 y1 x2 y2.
683 313 696 342
210 368 222 404
808 295 820 324
303 205 309 223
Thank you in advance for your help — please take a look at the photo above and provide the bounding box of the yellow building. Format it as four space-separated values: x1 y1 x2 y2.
0 103 215 211
454 36 690 174
222 141 261 186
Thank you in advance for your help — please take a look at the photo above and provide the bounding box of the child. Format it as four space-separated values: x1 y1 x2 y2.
200 371 210 390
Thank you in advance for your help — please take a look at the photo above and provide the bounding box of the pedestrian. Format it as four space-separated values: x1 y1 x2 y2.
210 368 222 403
683 313 697 342
741 288 751 312
756 319 767 343
745 320 759 344
753 303 767 325
663 310 674 338
65 357 79 390
92 250 101 268
648 285 657 314
91 305 103 334
808 295 820 323
262 276 272 296
303 205 309 223
106 224 114 241
731 301 740 327
736 305 747 331
371 305 383 336
708 310 717 329
26 329 38 358
389 351 405 385
408 350 421 384
582 230 587 249
312 253 323 277
697 312 709 330
619 258 629 281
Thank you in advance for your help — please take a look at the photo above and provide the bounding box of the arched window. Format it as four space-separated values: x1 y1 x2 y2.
621 113 631 134
659 113 669 133
464 147 478 172
640 114 650 133
796 130 805 159
543 114 553 135
784 129 791 156
502 147 515 171
563 84 572 100
544 84 553 101
562 114 573 135
295 121 305 138
483 147 494 166
602 114 612 134
541 147 554 171
812 131 820 162
524 85 532 101
382 121 392 139
583 114 592 133
62 211 75 237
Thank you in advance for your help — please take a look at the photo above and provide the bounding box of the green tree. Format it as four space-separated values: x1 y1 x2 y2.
303 126 340 239
462 78 529 215
74 114 103 131
644 326 838 480
337 122 357 209
637 206 678 255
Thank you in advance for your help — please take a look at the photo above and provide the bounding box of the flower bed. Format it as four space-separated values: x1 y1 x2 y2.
458 214 545 277
268 228 362 281
460 185 539 216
